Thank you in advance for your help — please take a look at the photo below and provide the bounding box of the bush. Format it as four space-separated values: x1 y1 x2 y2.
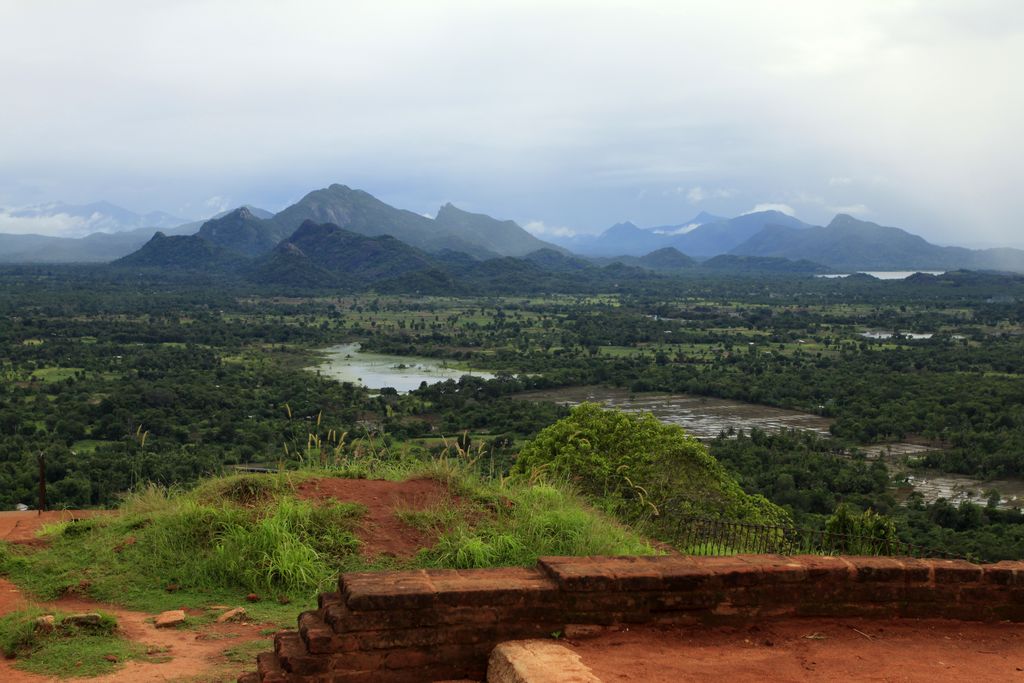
515 403 788 527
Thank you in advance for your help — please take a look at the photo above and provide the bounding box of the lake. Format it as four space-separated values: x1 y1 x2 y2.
515 386 834 439
817 271 945 280
312 343 494 392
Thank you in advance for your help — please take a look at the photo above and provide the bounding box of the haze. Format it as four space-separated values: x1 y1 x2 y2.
1 0 1021 246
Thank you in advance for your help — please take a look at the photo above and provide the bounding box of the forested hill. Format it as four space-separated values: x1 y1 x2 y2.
732 214 1024 272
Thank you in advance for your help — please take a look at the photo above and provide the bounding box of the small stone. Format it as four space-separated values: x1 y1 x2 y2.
165 582 180 592
154 610 187 628
62 613 102 628
276 595 291 605
216 607 247 624
34 614 55 633
103 654 119 662
245 593 260 602
563 624 605 639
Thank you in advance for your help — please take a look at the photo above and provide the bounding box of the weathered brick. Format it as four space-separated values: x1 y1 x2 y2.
848 556 907 582
983 561 1024 586
930 559 983 584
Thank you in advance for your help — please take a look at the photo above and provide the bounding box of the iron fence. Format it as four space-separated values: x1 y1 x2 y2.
664 514 968 561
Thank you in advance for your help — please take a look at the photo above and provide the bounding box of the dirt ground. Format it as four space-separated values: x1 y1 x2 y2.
0 478 452 681
296 477 451 559
0 511 111 546
568 618 1024 682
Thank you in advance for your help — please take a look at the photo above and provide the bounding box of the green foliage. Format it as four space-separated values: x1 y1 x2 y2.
418 483 654 568
515 403 788 528
5 476 366 611
0 608 139 678
825 503 899 555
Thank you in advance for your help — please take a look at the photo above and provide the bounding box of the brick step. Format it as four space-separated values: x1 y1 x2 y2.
298 610 337 654
318 591 343 610
275 630 329 676
256 651 289 683
235 672 260 683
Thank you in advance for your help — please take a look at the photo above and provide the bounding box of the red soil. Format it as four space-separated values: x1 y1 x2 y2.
0 577 273 683
569 618 1024 682
0 477 455 682
296 477 452 559
0 511 111 546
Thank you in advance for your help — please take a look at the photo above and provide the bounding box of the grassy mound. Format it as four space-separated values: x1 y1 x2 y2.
0 464 655 619
0 609 141 678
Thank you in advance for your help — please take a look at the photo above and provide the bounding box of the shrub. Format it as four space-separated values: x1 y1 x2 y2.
515 403 788 527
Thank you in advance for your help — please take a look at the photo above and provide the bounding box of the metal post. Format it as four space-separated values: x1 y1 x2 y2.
37 450 46 514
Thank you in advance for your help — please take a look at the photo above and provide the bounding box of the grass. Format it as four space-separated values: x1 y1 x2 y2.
30 366 84 383
0 608 143 678
0 463 656 624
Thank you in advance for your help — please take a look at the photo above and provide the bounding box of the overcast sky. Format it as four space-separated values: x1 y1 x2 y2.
1 0 1022 245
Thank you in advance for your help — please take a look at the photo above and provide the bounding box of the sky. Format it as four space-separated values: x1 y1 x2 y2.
0 0 1022 246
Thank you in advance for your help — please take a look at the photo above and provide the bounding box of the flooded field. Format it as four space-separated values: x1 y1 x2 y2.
516 386 834 439
313 343 493 392
895 472 1024 510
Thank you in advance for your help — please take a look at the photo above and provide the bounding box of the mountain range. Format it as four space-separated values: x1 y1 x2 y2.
6 183 1024 274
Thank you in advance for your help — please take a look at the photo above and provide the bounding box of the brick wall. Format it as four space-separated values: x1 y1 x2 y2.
240 554 1024 682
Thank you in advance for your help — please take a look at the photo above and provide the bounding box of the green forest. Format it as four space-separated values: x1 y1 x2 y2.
2 264 1024 560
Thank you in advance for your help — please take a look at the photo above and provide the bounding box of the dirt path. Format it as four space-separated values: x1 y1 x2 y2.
0 511 111 546
569 618 1024 682
0 577 272 682
296 477 451 559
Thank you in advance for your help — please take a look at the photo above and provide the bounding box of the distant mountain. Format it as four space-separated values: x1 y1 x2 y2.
3 201 186 236
732 214 1024 272
700 254 824 274
522 248 593 272
675 211 811 258
0 223 197 263
647 211 727 236
197 207 290 258
432 203 555 257
267 184 551 259
111 232 245 270
549 210 808 257
248 221 441 287
599 247 697 272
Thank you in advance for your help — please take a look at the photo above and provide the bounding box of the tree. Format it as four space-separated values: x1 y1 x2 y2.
514 403 788 526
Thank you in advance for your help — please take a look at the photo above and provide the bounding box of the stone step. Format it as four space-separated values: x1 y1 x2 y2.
298 609 337 654
255 651 288 683
318 591 343 610
275 630 328 676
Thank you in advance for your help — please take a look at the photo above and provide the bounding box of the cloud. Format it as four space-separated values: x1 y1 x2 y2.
0 210 102 237
745 203 796 216
654 223 701 236
204 195 230 213
523 220 577 238
828 203 871 216
671 186 736 204
828 176 854 186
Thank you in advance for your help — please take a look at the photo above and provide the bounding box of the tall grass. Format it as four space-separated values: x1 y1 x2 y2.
2 464 656 617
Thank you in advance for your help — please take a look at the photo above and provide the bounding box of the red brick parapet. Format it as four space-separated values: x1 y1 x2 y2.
240 555 1024 682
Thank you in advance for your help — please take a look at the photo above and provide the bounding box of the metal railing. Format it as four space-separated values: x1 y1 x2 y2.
663 514 967 560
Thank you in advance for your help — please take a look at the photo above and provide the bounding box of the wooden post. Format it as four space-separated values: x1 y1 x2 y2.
37 450 46 514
